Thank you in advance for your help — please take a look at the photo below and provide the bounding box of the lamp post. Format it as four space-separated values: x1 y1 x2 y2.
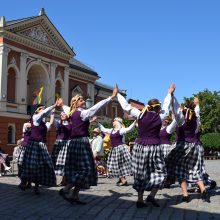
85 96 93 109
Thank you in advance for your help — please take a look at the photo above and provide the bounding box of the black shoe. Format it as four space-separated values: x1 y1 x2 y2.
18 183 26 191
146 195 160 207
26 183 32 189
136 201 148 208
59 188 68 197
118 181 128 186
209 181 216 190
201 190 210 203
65 197 87 205
34 187 40 195
116 179 121 184
181 195 190 203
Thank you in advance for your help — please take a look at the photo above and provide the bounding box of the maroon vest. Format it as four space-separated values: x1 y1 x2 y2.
70 111 90 138
30 121 47 143
160 127 171 145
110 130 124 148
136 111 162 145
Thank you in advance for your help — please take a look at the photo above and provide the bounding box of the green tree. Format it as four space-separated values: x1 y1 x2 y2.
195 89 220 133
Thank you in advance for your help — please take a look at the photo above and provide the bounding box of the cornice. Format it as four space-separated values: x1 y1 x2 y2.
69 69 98 83
4 30 72 61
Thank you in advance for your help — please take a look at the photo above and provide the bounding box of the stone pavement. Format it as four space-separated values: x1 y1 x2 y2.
0 160 219 220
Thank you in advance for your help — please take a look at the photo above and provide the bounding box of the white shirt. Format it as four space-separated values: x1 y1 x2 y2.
117 93 172 120
98 121 136 136
171 96 201 133
78 97 112 121
32 104 56 130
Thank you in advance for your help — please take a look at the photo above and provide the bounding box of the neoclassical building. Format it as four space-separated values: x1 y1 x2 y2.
0 9 124 154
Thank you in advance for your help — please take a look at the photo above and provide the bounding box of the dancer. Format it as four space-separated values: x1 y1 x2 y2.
167 96 210 202
97 117 136 186
117 84 175 208
52 106 71 186
0 150 11 176
19 99 61 194
59 85 118 204
17 121 32 189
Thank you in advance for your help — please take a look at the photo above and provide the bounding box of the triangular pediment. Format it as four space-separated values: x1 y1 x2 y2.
5 14 74 56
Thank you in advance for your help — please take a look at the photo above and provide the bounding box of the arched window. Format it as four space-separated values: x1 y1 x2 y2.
8 124 15 144
7 68 16 103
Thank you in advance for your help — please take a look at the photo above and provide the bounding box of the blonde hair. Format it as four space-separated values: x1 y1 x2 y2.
114 117 124 129
69 94 83 116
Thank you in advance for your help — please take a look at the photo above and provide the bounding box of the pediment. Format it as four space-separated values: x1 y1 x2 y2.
5 15 74 56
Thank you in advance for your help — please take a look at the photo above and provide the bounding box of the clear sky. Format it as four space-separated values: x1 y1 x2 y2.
1 0 220 103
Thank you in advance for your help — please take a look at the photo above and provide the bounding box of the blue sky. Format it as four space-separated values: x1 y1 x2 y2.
1 1 220 103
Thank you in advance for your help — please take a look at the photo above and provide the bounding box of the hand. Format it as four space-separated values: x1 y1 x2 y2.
90 116 98 123
194 97 199 105
111 84 118 98
168 83 176 96
179 102 184 110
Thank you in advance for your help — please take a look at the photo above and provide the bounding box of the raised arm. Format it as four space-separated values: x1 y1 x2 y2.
166 119 177 134
117 93 141 119
81 85 118 120
98 122 113 134
160 83 175 120
194 97 201 133
119 120 136 135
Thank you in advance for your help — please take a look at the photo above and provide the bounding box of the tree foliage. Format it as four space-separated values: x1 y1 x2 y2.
195 89 220 133
201 133 220 150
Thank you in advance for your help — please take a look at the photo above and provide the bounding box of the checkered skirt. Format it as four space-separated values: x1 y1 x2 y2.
107 144 132 178
132 143 167 192
17 146 26 177
54 140 69 176
20 141 56 186
161 144 175 159
51 140 63 167
166 142 205 183
64 137 97 189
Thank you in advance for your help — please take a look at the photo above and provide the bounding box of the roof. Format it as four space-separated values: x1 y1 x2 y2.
95 81 126 95
5 16 38 26
69 58 99 77
128 99 145 110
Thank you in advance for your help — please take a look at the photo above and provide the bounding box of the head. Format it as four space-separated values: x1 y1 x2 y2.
34 105 46 114
113 117 123 129
17 139 22 145
92 127 101 137
147 99 161 113
69 94 85 116
60 112 69 121
182 100 196 122
162 115 172 127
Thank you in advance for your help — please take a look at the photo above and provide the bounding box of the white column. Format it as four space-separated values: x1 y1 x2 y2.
64 67 69 105
18 52 28 113
87 82 95 105
0 46 10 111
48 63 57 106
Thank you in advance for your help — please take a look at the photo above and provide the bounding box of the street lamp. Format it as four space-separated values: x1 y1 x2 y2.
86 96 93 109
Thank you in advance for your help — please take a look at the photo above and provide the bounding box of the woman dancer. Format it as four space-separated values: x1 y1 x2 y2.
52 108 71 186
117 84 175 208
167 96 210 202
59 86 118 204
98 117 136 186
19 99 61 194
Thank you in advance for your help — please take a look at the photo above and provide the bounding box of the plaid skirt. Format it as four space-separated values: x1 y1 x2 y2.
107 144 132 178
161 144 175 159
54 140 69 176
20 141 56 186
51 140 63 167
0 154 6 163
64 137 97 189
132 143 167 192
166 142 204 184
17 146 26 177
